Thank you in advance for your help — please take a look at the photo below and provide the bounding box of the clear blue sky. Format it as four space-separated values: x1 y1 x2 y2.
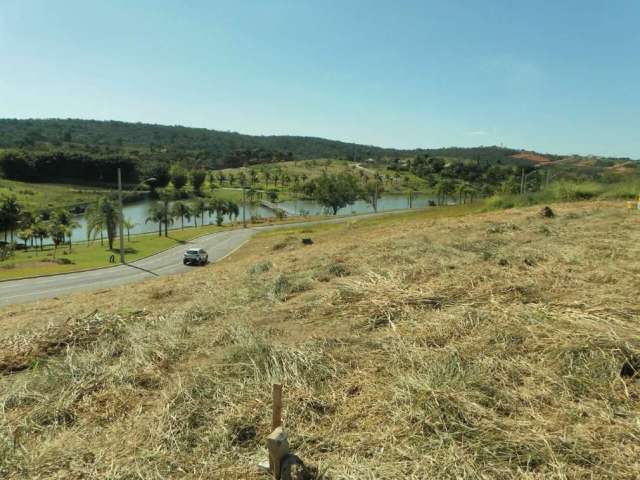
1 1 638 158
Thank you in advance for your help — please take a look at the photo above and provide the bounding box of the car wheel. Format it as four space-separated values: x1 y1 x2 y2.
183 259 188 265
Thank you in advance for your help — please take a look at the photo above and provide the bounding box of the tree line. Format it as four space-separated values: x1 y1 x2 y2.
0 192 242 256
0 195 80 254
0 118 397 164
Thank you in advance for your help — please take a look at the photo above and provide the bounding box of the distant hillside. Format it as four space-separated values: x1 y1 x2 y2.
0 118 401 163
0 119 635 185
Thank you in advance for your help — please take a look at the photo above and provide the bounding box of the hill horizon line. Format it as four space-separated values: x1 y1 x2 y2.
0 117 636 161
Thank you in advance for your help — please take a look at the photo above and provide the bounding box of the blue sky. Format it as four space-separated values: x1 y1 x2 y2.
1 1 638 157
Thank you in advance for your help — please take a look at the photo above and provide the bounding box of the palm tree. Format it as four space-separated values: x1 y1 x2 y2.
171 201 192 229
0 195 21 242
31 218 49 251
86 197 119 249
146 201 171 237
123 218 136 240
249 170 258 186
435 179 455 206
17 211 34 249
52 209 79 250
48 222 67 258
238 171 247 187
192 199 206 227
226 200 239 224
208 199 229 226
264 171 272 188
17 228 33 249
86 213 105 245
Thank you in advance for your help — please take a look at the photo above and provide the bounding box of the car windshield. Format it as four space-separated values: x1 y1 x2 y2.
186 249 199 254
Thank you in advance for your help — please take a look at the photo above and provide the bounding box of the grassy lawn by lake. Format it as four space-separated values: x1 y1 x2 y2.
0 178 114 210
213 159 433 195
0 223 225 281
0 211 340 280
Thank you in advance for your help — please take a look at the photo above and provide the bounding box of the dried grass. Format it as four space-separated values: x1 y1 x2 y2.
1 202 639 478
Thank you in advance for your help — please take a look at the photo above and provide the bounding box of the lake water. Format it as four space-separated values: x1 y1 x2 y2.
4 193 436 244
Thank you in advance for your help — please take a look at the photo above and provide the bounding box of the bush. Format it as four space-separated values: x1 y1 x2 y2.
272 273 311 301
547 181 603 201
248 260 272 274
0 243 15 262
485 179 640 211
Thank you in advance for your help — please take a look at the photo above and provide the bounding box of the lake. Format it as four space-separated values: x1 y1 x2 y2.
4 193 436 244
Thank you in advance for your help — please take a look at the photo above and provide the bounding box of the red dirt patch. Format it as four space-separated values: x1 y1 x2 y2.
511 152 553 164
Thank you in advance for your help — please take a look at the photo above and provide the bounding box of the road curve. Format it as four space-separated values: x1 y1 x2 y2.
0 210 413 308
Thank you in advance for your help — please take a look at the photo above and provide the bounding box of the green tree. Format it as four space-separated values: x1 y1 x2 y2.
208 198 229 226
267 190 278 203
52 208 79 250
170 165 188 192
146 202 170 237
192 199 206 227
363 176 385 212
86 197 119 249
226 200 239 223
312 173 363 215
171 201 192 229
0 195 21 242
17 228 33 249
48 222 67 258
148 163 171 188
31 217 49 250
123 218 136 240
191 170 207 195
237 171 247 187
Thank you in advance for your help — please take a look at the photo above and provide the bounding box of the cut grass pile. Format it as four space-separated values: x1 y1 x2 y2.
1 201 639 478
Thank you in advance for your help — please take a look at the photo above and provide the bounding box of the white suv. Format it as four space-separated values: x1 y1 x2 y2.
183 248 208 266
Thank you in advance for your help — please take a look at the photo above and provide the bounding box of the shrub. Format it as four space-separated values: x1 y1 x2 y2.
248 260 272 274
272 273 311 301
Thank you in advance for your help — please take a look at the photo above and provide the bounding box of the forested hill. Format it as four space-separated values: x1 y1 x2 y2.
0 118 402 161
0 119 635 186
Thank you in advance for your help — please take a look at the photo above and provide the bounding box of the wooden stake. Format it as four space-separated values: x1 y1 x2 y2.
272 383 283 430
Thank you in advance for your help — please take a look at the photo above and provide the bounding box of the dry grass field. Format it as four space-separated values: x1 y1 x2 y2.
1 202 639 479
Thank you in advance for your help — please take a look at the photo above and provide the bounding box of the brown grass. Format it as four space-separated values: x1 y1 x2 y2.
1 202 640 478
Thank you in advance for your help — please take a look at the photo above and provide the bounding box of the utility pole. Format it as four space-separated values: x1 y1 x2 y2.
242 187 246 228
373 179 378 212
520 168 525 195
545 168 550 187
117 168 125 264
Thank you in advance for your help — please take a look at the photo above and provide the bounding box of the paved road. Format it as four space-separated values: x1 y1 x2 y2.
0 210 411 308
